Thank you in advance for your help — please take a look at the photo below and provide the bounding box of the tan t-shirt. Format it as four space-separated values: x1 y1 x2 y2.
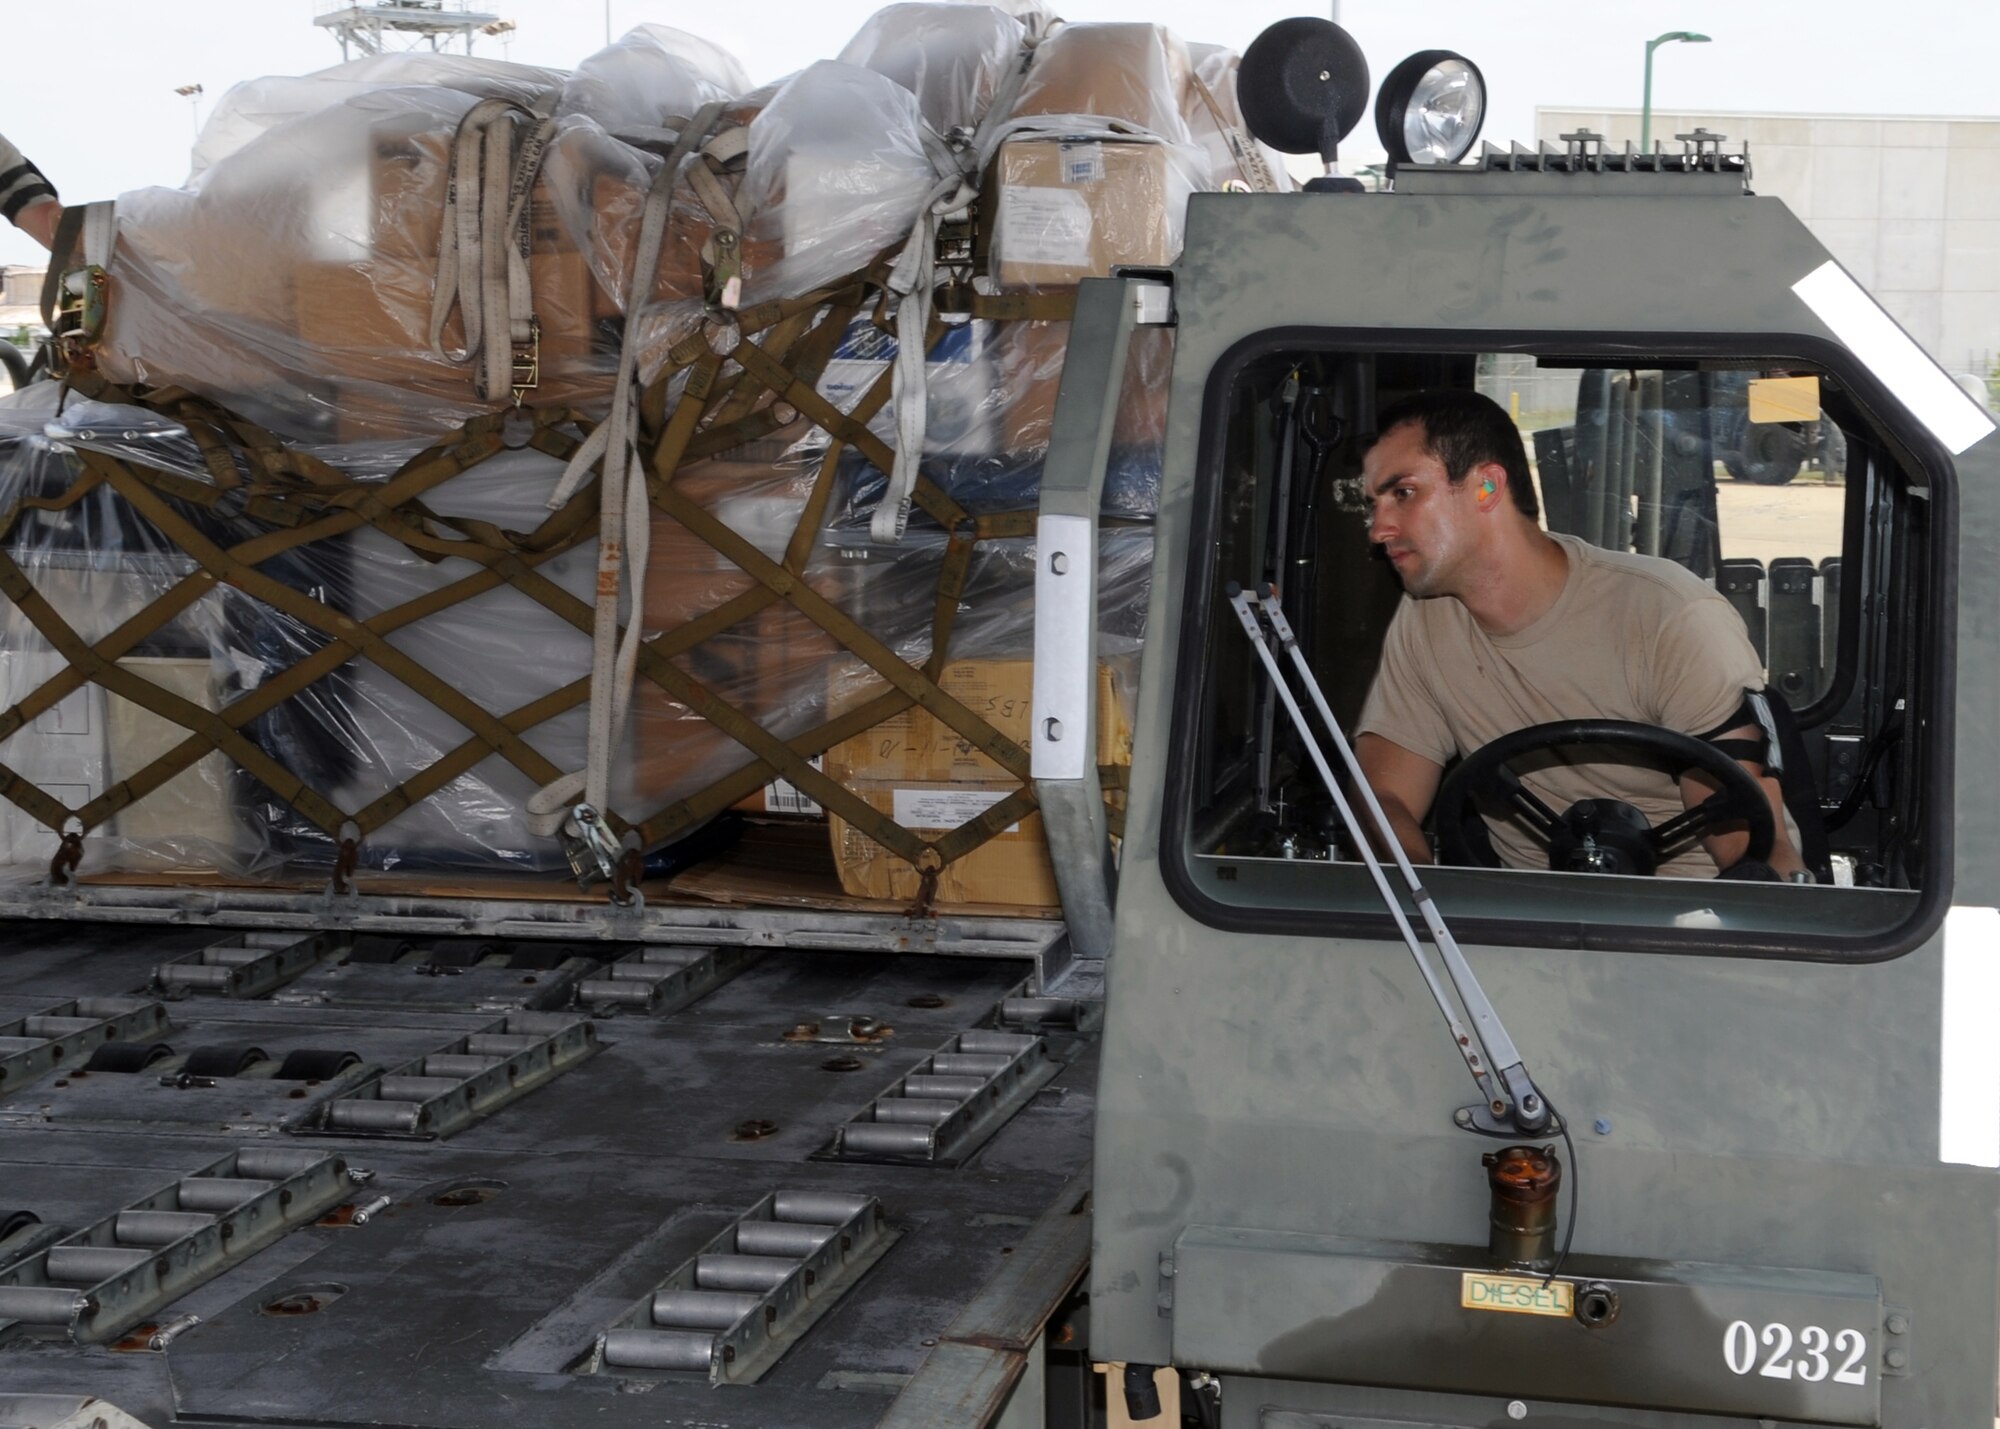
1356 533 1765 877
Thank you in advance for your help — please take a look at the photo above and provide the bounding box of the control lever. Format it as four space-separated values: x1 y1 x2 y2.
1226 583 1552 1137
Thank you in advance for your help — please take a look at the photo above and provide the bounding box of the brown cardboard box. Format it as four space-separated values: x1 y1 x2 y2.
292 248 602 439
1010 22 1194 137
993 319 1169 456
987 139 1176 292
587 169 788 320
824 659 1131 906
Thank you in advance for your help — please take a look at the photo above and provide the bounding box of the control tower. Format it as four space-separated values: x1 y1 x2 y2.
315 0 504 60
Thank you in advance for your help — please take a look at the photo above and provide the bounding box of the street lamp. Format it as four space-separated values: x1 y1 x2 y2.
173 83 204 143
1641 30 1710 152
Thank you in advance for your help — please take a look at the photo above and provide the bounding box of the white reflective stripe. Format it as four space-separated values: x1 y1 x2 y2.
1939 904 2000 1168
1792 261 1996 458
1031 513 1094 781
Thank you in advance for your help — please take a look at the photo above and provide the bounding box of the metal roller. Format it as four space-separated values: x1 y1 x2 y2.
421 1054 503 1079
45 1245 152 1284
576 979 656 1006
650 1289 763 1330
600 1327 716 1372
0 1036 44 1053
873 1099 958 1125
771 1191 875 1225
74 998 151 1017
114 1210 215 1246
326 1099 424 1133
839 1123 937 1157
955 1030 1036 1056
376 1075 462 1101
463 1034 542 1055
1000 995 1079 1027
929 1053 1012 1077
234 1147 327 1180
901 1074 985 1099
159 965 240 990
694 1253 796 1292
22 1017 96 1037
177 1177 274 1213
606 962 671 981
734 1220 836 1258
0 1285 88 1325
635 948 701 967
204 947 269 967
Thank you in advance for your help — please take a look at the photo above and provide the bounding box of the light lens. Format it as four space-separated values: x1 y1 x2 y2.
1401 58 1485 163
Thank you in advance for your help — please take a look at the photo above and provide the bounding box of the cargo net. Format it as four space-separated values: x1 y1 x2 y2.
0 12 1278 908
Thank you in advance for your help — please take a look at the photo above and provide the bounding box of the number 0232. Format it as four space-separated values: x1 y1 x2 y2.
1722 1320 1869 1385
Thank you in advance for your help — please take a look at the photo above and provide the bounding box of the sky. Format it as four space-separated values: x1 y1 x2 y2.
3 0 1996 266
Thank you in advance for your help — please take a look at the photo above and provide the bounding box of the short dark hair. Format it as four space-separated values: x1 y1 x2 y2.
1374 389 1538 521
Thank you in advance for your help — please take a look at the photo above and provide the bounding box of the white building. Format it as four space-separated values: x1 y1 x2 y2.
1538 108 2000 380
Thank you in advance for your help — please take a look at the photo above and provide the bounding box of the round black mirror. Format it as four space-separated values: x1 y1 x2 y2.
1237 17 1371 163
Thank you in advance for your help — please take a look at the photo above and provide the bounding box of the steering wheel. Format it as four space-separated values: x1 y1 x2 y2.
1434 719 1775 875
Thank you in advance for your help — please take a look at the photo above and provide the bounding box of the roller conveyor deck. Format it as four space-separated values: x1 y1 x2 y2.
0 920 1098 1429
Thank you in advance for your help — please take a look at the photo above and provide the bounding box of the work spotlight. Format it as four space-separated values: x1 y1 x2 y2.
1374 50 1486 166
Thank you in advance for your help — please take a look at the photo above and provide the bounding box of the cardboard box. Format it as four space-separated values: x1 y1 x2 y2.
824 659 1131 907
1010 22 1193 137
292 247 602 439
105 656 244 864
993 318 1167 456
987 139 1177 292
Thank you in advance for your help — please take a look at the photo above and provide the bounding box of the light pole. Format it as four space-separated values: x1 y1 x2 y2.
1641 30 1710 151
173 83 204 143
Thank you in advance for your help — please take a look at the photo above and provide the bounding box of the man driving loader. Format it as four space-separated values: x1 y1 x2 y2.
1354 388 1808 880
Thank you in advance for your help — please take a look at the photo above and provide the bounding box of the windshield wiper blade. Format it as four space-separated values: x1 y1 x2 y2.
1227 582 1552 1137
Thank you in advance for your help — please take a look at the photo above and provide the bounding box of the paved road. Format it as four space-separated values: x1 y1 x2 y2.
1716 473 1846 565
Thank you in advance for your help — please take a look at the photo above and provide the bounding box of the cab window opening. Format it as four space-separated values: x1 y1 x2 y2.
1171 340 1946 956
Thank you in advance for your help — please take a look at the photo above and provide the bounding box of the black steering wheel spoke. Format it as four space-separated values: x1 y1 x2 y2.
1493 766 1561 838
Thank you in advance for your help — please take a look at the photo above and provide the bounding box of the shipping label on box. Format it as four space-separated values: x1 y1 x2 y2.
996 188 1095 269
988 138 1175 290
823 658 1131 907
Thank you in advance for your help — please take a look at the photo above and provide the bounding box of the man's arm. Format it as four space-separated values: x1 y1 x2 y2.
1678 724 1807 879
1356 732 1443 866
0 134 59 252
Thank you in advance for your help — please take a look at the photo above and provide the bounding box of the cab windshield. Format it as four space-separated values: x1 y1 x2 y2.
1171 345 1946 955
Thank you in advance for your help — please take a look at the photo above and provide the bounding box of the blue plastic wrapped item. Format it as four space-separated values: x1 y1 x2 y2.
828 443 1161 531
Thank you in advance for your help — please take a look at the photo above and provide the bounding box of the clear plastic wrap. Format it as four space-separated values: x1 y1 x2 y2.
102 84 617 442
985 24 1217 292
734 61 944 305
555 25 752 135
1009 23 1197 143
190 54 567 179
837 4 1028 135
0 387 281 879
1184 43 1292 192
3 8 1211 897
